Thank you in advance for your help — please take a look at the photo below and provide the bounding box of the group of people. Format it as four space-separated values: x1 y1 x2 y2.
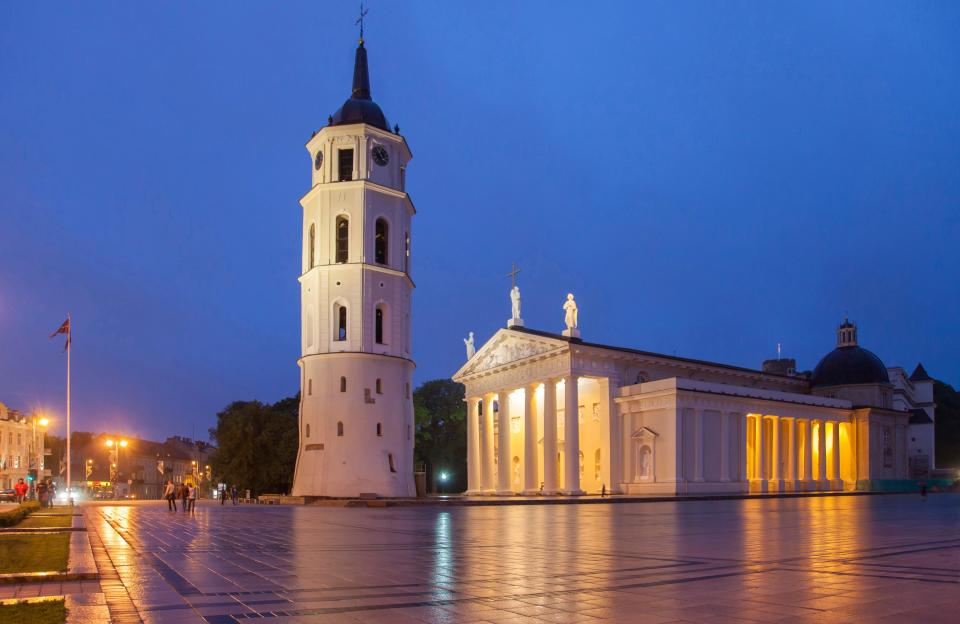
13 477 57 507
161 480 240 512
163 480 197 513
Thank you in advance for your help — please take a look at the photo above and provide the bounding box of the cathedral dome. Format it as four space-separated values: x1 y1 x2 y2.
330 42 390 132
810 319 889 388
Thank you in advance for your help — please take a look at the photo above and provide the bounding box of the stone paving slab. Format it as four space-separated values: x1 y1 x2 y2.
79 494 960 623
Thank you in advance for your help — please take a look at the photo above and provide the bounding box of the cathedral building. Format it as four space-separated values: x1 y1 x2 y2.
453 312 934 496
291 35 415 498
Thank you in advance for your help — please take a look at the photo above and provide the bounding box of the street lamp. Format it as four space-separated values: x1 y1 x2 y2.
438 471 449 494
29 414 50 495
105 438 128 498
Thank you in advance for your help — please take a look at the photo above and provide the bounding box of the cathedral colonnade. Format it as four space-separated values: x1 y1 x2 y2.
466 383 855 496
465 376 590 496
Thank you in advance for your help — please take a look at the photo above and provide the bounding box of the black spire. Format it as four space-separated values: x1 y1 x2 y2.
351 42 372 101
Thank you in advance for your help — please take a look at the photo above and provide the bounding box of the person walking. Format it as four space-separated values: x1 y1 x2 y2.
164 480 177 511
178 483 188 513
220 485 227 506
14 478 28 504
230 484 238 505
36 479 48 508
187 483 197 514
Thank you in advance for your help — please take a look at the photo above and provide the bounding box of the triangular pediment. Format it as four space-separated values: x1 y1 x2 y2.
453 329 566 380
632 426 659 439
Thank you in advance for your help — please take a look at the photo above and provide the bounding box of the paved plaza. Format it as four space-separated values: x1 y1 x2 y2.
8 494 960 623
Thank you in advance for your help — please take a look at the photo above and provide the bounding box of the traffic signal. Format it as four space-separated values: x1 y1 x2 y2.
27 469 37 483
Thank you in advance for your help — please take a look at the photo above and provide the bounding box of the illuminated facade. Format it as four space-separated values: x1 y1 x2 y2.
453 319 929 495
291 36 416 498
0 402 46 490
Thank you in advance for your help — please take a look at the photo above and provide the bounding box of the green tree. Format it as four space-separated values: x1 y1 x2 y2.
934 380 960 468
414 379 466 493
208 395 299 496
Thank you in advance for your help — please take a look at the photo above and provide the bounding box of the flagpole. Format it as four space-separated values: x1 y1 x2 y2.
66 313 72 505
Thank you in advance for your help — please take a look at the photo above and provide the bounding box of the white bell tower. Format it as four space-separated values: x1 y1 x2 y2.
291 33 416 498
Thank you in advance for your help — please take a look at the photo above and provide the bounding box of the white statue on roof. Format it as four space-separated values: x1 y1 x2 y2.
562 293 580 338
464 332 475 360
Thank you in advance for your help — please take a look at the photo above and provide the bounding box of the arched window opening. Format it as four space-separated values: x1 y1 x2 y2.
404 232 410 273
376 423 382 437
375 218 388 264
308 223 316 268
388 453 396 473
335 216 349 264
376 378 382 394
305 424 310 438
334 303 348 341
375 306 385 344
340 376 347 392
338 148 353 181
337 421 344 437
308 379 313 396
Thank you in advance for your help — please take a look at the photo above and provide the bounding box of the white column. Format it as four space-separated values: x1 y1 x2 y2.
802 419 813 488
817 420 828 488
466 397 481 494
542 379 558 494
522 383 538 494
770 416 781 490
756 415 767 490
563 375 584 494
738 413 748 484
788 418 798 487
496 389 513 494
481 394 495 492
693 409 705 482
720 411 730 482
831 421 842 488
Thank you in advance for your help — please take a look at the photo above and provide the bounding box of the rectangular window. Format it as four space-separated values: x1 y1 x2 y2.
338 149 354 181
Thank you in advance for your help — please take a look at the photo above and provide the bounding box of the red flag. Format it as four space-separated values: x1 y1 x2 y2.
50 318 71 351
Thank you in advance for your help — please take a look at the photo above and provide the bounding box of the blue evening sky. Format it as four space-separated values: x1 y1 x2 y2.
2 2 958 441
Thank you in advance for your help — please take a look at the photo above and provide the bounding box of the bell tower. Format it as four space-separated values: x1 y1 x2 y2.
291 32 415 498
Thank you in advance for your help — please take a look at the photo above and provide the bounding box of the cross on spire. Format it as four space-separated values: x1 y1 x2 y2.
356 2 369 44
507 263 521 289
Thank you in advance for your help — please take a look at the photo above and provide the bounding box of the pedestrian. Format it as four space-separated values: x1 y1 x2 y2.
14 478 28 504
36 479 48 508
187 483 197 513
178 483 188 513
47 480 57 507
230 484 238 505
164 480 177 511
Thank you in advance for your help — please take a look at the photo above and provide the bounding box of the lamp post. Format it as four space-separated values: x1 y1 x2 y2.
105 438 128 498
30 415 49 493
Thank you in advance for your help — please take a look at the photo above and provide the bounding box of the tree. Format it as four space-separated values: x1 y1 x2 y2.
414 379 466 493
934 380 960 469
208 395 299 496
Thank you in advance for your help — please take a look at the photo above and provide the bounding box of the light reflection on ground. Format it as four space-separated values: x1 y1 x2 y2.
80 494 960 623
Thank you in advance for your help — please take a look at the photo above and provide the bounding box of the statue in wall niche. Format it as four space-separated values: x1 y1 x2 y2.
464 332 476 360
563 293 578 330
510 285 522 321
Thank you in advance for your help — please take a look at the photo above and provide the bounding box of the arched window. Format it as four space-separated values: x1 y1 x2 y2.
308 379 313 396
340 376 347 392
388 453 396 473
308 223 316 268
375 307 384 344
376 423 382 436
334 303 348 341
404 232 410 273
337 421 344 437
305 424 310 438
335 215 349 264
376 378 382 394
375 218 388 264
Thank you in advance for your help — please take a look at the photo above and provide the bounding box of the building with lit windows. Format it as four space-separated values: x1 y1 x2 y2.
0 402 47 490
453 318 933 495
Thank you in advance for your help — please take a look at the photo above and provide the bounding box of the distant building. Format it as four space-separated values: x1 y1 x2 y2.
71 434 214 499
888 363 936 476
0 402 47 490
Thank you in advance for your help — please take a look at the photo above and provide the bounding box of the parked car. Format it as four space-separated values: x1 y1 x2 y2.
0 489 17 502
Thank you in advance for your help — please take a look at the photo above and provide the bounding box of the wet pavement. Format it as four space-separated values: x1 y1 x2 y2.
62 494 960 622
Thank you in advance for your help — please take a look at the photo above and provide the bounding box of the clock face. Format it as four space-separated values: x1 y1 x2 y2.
314 150 323 170
372 145 389 166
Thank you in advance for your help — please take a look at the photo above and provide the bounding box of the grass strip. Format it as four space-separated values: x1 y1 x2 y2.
15 514 73 529
0 533 70 573
0 599 66 624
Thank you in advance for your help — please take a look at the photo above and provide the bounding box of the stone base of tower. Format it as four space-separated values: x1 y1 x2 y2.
292 352 416 498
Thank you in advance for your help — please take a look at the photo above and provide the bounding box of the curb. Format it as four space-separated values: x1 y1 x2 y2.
0 571 98 584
